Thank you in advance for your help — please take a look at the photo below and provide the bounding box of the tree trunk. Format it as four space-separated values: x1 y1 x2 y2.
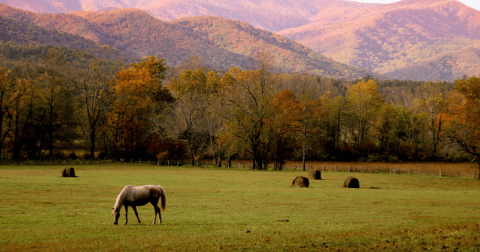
477 156 480 180
90 125 96 159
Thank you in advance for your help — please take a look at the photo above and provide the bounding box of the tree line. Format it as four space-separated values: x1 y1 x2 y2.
1 50 479 176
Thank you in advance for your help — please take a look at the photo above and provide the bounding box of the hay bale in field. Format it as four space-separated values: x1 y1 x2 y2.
343 176 359 188
61 167 76 177
291 176 309 187
308 169 321 180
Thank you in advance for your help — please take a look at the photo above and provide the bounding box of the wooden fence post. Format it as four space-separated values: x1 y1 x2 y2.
168 160 169 166
424 170 426 176
348 166 351 172
131 158 133 164
335 165 337 172
440 170 442 178
361 167 364 173
323 165 325 171
375 167 378 174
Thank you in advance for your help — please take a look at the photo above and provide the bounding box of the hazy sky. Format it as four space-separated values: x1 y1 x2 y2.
355 0 480 10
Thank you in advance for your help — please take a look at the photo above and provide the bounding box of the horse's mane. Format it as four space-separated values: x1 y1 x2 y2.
113 185 130 209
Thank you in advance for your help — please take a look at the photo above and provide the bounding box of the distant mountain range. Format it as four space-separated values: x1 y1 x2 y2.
0 0 377 32
1 0 480 81
0 3 375 79
279 0 480 81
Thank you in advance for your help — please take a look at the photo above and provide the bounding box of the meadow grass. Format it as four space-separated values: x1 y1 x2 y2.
0 164 479 251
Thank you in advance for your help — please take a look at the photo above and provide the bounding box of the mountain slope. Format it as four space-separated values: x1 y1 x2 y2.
0 13 127 60
0 4 377 79
279 0 480 80
169 16 375 78
0 0 377 32
385 47 480 81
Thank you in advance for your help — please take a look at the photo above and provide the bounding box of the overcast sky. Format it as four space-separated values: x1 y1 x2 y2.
355 0 479 10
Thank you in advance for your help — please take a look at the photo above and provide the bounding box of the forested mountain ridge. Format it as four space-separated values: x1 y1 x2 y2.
169 16 375 77
0 0 378 32
385 47 480 82
0 4 377 79
279 0 480 80
0 7 130 60
3 0 480 80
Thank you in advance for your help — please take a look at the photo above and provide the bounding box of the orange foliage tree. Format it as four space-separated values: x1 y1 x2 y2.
269 89 301 170
444 76 480 178
167 69 222 164
109 56 172 159
344 79 383 155
219 63 275 169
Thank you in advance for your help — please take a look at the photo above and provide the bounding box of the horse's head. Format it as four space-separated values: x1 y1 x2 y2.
112 207 120 225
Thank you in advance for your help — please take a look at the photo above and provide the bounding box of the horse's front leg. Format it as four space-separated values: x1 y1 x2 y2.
132 206 141 223
124 205 128 225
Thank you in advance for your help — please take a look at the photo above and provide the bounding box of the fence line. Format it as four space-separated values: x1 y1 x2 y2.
137 160 478 179
23 158 475 180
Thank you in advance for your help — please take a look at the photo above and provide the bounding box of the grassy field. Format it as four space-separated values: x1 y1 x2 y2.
1 164 480 251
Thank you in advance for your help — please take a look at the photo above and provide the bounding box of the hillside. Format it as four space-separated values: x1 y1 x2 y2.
0 0 377 32
169 16 374 78
279 0 480 80
385 47 480 82
4 0 480 80
0 4 377 79
0 14 127 60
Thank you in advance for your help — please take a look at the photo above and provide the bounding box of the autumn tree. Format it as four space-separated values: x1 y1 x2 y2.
344 79 383 155
220 60 276 169
270 90 301 169
444 76 480 178
322 94 346 159
110 56 171 159
69 52 122 159
38 49 77 158
167 69 221 164
415 82 446 160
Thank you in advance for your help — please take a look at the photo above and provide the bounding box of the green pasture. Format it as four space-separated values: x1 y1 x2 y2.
1 164 480 251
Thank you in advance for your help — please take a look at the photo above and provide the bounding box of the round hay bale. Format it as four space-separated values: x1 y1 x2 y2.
343 176 359 188
308 169 321 180
61 167 76 177
291 176 309 187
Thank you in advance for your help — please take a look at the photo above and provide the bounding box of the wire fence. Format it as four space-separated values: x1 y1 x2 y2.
121 159 478 180
2 158 477 180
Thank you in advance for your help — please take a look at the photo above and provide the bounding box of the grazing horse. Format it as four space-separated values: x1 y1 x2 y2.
112 185 166 225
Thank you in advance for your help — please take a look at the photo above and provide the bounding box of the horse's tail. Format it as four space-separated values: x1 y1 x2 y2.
159 186 166 212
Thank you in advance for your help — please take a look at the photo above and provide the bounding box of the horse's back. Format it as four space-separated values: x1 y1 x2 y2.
124 185 163 206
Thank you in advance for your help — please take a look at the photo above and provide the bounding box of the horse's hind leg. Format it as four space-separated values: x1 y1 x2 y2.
132 206 141 223
157 205 162 224
152 204 162 224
